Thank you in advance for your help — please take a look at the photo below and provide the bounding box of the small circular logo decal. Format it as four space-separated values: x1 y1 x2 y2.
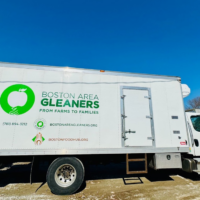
0 84 35 115
34 119 46 130
37 121 44 128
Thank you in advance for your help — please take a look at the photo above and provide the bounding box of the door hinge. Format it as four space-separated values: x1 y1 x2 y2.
121 95 126 99
121 114 127 118
122 134 128 140
144 96 151 99
146 115 153 119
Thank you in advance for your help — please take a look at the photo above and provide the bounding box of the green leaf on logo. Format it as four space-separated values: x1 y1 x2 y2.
32 136 36 142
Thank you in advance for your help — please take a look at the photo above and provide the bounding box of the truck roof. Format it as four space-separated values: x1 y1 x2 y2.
185 109 200 113
0 61 180 81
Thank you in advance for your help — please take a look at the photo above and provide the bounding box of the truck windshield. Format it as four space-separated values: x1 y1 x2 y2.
191 116 200 132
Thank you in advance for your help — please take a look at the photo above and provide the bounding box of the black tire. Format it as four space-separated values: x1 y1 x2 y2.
46 157 85 195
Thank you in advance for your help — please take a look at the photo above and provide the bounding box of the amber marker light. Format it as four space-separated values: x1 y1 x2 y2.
100 70 105 72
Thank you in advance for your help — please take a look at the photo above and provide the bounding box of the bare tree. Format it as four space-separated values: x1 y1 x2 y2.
186 96 200 109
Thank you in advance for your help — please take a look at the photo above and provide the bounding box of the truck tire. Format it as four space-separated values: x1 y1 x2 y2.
46 157 85 195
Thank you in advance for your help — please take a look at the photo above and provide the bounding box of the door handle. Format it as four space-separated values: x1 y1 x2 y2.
125 129 136 134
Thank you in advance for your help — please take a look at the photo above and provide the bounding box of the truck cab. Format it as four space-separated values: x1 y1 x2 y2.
182 110 200 174
185 110 200 156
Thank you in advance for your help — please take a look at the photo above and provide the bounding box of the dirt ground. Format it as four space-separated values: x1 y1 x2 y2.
0 162 200 200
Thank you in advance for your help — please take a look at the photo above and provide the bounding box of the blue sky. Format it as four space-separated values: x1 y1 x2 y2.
0 0 199 105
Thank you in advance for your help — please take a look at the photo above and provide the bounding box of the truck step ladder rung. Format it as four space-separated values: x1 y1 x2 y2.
128 158 146 162
126 154 148 174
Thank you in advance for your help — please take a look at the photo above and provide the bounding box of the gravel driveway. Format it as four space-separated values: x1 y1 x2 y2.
0 162 200 200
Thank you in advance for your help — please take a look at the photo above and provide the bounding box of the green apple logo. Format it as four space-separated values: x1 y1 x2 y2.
0 84 35 115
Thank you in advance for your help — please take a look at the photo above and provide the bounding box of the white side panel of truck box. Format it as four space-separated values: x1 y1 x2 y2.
151 80 188 147
119 75 188 148
165 81 188 147
150 81 172 147
0 64 189 154
0 67 121 150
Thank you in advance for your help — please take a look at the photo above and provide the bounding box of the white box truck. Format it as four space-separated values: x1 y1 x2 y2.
0 62 199 195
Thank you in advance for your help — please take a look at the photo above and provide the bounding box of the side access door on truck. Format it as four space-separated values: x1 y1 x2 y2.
121 86 154 147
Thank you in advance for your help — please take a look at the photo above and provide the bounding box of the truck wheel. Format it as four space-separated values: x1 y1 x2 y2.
46 157 85 195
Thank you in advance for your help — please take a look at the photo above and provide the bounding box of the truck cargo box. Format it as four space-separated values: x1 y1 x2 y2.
0 62 189 155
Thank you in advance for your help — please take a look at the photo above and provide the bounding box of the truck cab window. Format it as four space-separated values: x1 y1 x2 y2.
191 116 200 132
